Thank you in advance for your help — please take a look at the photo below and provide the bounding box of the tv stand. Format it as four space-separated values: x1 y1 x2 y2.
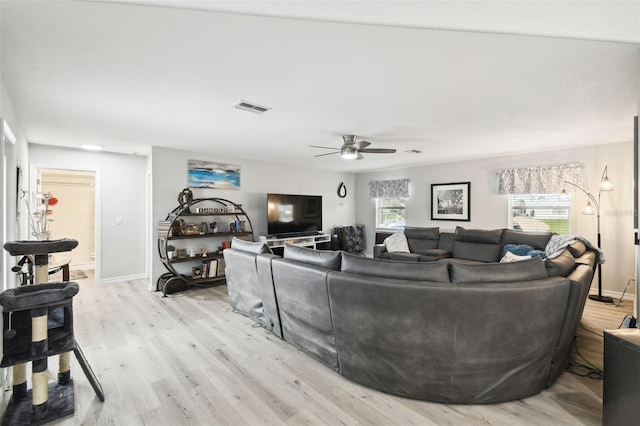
275 231 320 239
262 233 331 251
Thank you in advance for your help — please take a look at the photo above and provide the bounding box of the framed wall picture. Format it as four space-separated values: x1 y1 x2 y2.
431 182 471 221
188 159 240 190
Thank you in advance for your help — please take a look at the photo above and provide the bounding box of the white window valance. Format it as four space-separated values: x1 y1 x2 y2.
497 162 584 194
369 178 410 199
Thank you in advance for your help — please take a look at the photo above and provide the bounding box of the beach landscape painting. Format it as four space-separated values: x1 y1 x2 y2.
188 160 241 190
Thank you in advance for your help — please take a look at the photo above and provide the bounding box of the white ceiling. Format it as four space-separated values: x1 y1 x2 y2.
2 1 639 173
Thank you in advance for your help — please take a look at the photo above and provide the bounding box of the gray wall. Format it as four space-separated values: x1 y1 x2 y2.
151 146 356 288
356 140 635 295
29 144 147 282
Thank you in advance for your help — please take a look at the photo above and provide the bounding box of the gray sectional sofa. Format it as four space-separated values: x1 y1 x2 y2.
223 227 597 404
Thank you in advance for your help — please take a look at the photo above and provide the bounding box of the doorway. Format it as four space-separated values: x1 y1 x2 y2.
38 168 96 275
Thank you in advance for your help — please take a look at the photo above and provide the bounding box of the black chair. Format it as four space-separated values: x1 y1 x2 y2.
332 224 366 256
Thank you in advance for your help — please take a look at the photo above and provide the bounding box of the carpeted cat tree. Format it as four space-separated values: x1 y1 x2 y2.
1 239 103 425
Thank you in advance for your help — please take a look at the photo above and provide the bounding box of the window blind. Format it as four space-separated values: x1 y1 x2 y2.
508 193 571 234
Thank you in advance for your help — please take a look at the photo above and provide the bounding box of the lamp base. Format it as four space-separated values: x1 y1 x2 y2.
589 294 614 303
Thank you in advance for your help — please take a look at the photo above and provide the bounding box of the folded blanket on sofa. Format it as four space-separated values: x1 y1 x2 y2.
545 233 605 264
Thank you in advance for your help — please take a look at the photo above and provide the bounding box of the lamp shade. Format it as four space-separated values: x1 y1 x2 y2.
583 201 595 215
600 176 614 191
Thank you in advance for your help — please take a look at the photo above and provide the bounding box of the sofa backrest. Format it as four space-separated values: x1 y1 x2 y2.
404 226 439 253
269 244 342 369
452 227 504 263
326 270 571 403
341 252 450 282
224 240 276 331
283 243 342 269
449 257 548 283
502 229 552 251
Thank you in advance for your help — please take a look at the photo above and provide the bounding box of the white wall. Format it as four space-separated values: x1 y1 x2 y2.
356 140 635 295
29 144 147 282
1 74 28 285
151 146 356 287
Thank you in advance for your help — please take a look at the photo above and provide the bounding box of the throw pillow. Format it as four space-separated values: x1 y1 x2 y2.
502 243 534 257
384 231 410 253
500 251 533 263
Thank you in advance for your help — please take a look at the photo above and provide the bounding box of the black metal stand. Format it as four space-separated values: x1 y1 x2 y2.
589 232 613 303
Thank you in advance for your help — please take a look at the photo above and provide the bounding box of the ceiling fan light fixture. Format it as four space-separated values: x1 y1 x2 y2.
341 147 358 160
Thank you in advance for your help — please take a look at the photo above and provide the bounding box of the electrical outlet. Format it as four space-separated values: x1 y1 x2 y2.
622 315 637 328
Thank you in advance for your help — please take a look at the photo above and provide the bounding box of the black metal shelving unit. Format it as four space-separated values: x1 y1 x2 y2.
157 197 254 296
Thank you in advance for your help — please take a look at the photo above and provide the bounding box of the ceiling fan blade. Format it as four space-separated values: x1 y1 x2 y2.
353 140 371 150
359 148 397 154
309 145 340 150
314 151 340 157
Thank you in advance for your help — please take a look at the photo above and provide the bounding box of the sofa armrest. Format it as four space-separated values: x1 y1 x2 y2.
373 244 387 258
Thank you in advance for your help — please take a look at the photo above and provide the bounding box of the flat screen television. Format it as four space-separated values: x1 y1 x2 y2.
267 193 323 238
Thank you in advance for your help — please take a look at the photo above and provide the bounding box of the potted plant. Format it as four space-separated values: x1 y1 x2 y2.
166 244 176 259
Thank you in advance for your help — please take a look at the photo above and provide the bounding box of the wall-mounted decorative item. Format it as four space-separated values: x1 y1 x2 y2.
431 182 471 221
188 159 240 190
337 182 347 198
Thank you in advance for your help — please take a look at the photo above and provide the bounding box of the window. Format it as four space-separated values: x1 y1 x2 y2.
508 193 571 234
376 198 406 229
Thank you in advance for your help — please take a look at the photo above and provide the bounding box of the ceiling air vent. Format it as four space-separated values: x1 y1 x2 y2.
232 100 272 114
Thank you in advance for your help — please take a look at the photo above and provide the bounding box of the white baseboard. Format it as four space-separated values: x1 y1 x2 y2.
594 288 636 302
71 262 95 270
100 273 147 284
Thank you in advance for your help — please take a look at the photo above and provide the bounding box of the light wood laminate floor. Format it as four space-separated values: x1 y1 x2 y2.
1 272 634 425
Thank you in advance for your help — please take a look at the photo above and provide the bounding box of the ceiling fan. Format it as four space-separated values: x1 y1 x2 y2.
310 135 397 160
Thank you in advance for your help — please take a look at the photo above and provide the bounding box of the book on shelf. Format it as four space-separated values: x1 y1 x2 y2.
217 257 226 276
208 259 218 278
201 260 208 279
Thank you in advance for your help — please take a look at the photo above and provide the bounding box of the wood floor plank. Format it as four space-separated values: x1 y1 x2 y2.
1 270 628 425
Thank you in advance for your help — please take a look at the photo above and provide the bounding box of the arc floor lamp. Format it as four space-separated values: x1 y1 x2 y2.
563 166 614 303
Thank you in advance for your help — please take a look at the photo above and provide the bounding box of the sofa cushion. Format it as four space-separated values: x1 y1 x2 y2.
283 244 342 270
567 240 587 258
502 229 552 251
341 252 450 282
452 227 504 263
544 249 576 277
384 231 410 253
418 249 452 262
450 257 548 283
230 238 272 254
379 251 422 262
404 226 439 253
